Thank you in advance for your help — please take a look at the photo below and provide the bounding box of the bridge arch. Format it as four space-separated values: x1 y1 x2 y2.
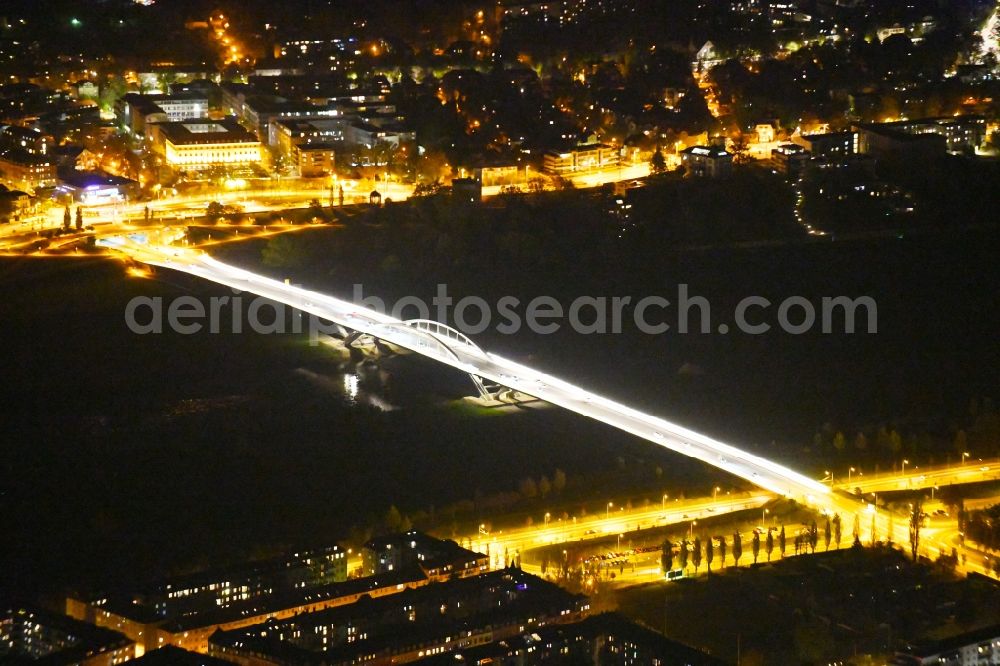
400 319 485 355
368 319 494 398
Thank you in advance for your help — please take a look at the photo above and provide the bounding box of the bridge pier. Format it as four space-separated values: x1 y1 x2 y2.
470 374 492 400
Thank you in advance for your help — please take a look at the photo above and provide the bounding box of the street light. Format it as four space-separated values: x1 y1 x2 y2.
544 512 551 526
763 508 770 525
902 459 910 475
849 467 856 483
689 520 697 537
662 493 668 510
713 486 720 502
962 451 971 465
607 502 613 520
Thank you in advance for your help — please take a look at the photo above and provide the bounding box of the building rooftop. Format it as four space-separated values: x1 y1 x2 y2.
211 567 588 665
58 171 136 190
163 566 428 632
155 118 258 145
125 645 231 665
682 145 732 158
897 622 1000 659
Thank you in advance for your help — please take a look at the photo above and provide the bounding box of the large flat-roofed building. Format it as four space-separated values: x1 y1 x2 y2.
57 171 140 204
69 567 430 654
65 542 419 654
1 603 135 665
148 118 263 170
543 139 620 175
118 93 209 135
209 566 589 665
680 145 733 178
863 115 987 155
857 123 946 160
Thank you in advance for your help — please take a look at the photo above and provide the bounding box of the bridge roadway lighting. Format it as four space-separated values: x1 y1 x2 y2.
113 240 836 515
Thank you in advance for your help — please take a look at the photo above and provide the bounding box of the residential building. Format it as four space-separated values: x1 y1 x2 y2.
362 531 488 580
755 122 776 144
864 116 987 154
543 138 620 175
0 188 37 222
296 143 337 177
794 131 858 159
0 149 58 192
209 566 589 665
856 123 946 159
680 145 733 178
412 612 726 665
125 645 231 665
455 159 528 188
0 124 52 156
269 116 348 154
345 120 415 149
452 177 482 204
771 143 810 177
892 623 1000 665
1 603 135 665
68 567 427 654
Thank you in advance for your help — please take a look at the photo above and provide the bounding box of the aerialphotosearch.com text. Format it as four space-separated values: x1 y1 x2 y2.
124 283 877 339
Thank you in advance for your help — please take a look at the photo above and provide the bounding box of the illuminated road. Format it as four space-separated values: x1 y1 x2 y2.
106 233 832 510
469 491 771 566
833 460 999 494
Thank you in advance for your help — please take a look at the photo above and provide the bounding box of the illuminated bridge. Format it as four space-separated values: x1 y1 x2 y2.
106 232 833 506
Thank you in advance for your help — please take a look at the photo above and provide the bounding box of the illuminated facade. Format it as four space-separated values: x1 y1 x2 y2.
543 140 620 175
149 119 263 170
0 150 57 193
